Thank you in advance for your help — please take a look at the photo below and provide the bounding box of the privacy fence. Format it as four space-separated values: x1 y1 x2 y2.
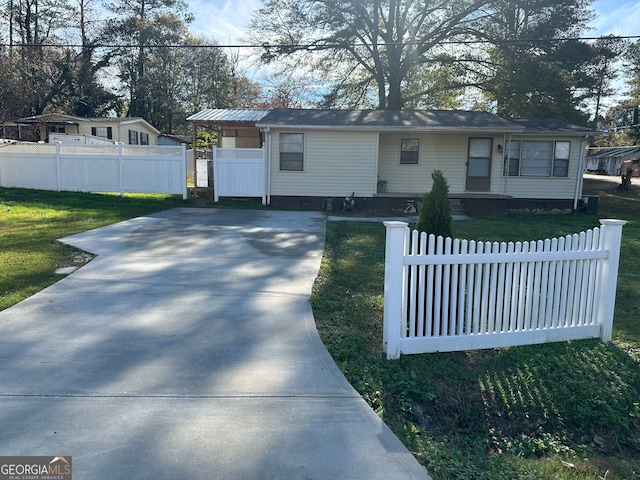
213 147 266 204
382 219 626 359
0 142 187 198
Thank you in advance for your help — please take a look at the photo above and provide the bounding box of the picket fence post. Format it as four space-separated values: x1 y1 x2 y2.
383 221 408 359
598 219 627 342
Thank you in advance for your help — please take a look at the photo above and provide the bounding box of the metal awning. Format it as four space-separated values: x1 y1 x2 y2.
187 109 270 124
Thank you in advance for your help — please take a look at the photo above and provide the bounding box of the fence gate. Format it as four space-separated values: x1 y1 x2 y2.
382 219 626 359
213 148 266 204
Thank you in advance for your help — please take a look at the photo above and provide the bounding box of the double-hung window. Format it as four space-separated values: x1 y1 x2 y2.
505 141 520 176
400 138 419 164
506 141 571 177
128 129 139 145
552 141 570 176
280 133 304 171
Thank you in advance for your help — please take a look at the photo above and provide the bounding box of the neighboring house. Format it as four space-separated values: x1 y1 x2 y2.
584 146 640 176
188 108 596 214
158 134 191 146
8 114 161 145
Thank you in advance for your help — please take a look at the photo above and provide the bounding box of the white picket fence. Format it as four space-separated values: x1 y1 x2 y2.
0 142 187 198
213 147 266 204
382 219 626 359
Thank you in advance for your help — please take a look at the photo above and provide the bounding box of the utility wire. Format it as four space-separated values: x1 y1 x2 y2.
1 35 639 50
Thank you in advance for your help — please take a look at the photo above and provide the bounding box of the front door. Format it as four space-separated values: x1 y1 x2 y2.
466 138 492 191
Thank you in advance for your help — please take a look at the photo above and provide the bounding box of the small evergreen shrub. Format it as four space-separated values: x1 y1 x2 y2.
416 170 453 238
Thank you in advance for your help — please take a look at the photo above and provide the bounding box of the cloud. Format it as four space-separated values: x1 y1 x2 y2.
590 0 640 36
188 0 262 43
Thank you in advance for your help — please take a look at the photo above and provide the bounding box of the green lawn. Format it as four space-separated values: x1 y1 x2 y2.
1 182 639 479
311 179 640 480
0 188 192 311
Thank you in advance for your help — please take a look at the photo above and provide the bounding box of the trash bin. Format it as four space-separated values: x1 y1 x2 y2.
582 195 599 214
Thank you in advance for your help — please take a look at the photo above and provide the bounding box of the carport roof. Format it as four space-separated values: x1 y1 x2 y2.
187 109 270 124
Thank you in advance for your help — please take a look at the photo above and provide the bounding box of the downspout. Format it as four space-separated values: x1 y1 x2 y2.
573 135 588 212
502 133 508 195
265 127 272 205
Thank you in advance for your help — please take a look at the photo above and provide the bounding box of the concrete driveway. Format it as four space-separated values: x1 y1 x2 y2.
0 208 430 479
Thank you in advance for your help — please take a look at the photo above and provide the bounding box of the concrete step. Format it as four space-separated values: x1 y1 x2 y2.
449 199 465 215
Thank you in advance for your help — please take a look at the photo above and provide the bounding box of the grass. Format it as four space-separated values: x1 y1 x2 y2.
311 178 640 480
0 188 192 311
1 181 639 478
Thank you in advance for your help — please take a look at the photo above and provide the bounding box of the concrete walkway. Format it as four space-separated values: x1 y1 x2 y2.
0 208 430 479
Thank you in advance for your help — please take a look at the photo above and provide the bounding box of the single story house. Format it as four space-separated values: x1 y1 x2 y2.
188 108 596 215
584 146 639 176
4 114 161 145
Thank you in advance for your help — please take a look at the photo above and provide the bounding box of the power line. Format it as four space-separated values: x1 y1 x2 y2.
1 35 640 50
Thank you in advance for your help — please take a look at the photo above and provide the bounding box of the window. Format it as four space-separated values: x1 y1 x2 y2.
140 132 149 145
91 126 112 139
280 133 304 171
553 141 570 177
400 138 419 164
506 141 571 177
504 140 520 176
128 129 139 145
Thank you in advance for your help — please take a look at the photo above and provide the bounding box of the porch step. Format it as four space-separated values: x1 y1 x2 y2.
449 199 466 215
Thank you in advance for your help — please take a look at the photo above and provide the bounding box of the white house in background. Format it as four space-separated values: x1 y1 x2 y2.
584 146 640 176
10 114 161 145
187 108 597 214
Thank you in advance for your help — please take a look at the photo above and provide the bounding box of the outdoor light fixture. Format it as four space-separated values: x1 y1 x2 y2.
497 144 503 154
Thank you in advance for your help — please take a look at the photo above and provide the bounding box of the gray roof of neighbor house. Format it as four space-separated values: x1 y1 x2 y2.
509 118 597 136
187 109 270 124
256 109 525 132
585 146 640 158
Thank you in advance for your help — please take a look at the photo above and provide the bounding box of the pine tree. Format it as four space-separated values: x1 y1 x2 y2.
416 170 453 238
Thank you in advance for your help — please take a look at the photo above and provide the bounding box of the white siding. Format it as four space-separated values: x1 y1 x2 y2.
379 133 583 199
77 121 159 145
378 132 502 194
500 137 583 199
269 129 378 197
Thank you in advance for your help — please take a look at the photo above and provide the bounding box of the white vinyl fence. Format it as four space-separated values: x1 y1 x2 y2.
0 142 187 198
382 219 626 359
213 147 266 204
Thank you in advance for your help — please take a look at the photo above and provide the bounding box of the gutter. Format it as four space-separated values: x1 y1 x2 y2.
255 124 525 134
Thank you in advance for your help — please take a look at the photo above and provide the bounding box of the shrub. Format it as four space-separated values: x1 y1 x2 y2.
416 170 453 238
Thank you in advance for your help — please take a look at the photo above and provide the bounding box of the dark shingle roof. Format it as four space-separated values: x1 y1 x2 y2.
509 118 596 136
257 109 525 132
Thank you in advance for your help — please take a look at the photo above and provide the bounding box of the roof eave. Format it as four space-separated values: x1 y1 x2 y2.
256 123 525 133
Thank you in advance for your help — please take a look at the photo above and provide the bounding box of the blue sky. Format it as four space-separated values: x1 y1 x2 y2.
189 0 640 44
591 0 640 36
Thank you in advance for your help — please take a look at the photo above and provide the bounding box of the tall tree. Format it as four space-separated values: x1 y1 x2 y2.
104 0 193 119
247 0 492 109
181 36 239 113
478 0 597 123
